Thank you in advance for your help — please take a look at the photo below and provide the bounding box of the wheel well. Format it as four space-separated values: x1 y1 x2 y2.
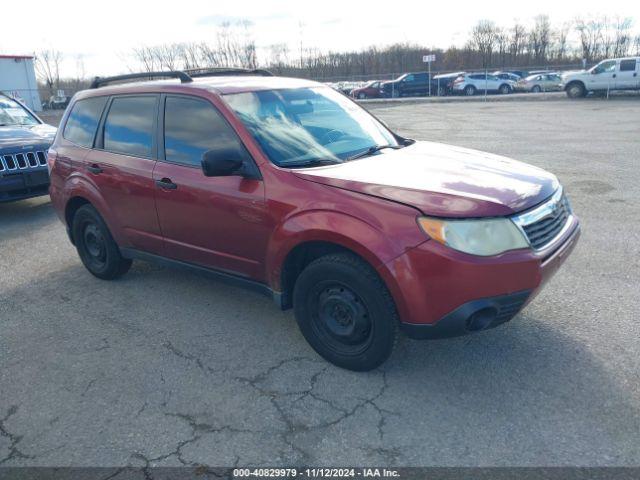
280 241 364 309
565 80 585 90
65 196 91 243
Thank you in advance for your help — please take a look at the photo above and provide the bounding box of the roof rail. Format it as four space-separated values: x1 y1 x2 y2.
185 67 274 78
90 71 193 89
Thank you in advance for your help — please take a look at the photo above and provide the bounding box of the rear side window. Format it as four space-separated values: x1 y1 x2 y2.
104 96 157 158
163 96 245 167
620 59 637 72
63 97 107 147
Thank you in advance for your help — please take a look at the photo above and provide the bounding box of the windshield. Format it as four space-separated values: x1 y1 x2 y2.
224 87 398 167
0 95 39 126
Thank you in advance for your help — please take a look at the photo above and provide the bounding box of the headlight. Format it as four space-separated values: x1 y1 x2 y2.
417 216 529 256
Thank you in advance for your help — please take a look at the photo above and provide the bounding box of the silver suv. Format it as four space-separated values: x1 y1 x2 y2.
452 73 515 96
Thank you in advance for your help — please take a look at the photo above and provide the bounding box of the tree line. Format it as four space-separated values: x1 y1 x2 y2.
34 14 640 94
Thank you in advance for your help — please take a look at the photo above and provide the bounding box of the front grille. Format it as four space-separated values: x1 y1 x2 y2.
0 150 49 173
515 190 572 250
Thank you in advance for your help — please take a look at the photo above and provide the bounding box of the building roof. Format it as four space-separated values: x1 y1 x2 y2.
0 54 34 60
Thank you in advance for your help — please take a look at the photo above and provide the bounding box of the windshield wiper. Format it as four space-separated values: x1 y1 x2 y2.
281 158 344 168
346 144 403 161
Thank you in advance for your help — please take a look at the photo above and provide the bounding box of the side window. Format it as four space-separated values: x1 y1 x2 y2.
403 74 414 82
620 59 637 72
594 60 616 74
63 97 107 147
103 96 157 158
164 96 246 167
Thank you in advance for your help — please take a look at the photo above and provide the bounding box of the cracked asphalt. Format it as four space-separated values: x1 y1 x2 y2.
1 98 639 467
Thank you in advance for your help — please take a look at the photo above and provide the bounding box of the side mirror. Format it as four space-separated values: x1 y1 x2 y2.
201 148 244 177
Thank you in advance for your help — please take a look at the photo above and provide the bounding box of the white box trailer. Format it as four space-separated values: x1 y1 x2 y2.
0 55 42 111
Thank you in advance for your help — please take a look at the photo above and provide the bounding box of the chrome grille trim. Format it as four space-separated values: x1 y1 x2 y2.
512 187 573 251
1 150 49 172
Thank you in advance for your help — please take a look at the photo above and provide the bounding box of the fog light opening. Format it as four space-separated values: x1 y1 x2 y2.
466 307 498 331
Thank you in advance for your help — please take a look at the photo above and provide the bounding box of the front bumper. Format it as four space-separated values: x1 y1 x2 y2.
380 217 581 339
0 168 50 202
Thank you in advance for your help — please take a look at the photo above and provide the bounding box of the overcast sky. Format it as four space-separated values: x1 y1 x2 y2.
1 0 637 77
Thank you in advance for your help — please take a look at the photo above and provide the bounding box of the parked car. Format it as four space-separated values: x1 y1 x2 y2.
0 93 57 202
515 73 563 93
48 93 71 110
452 73 515 95
381 72 437 97
49 70 580 371
432 72 465 96
351 81 384 99
492 71 522 82
496 70 528 79
561 57 640 98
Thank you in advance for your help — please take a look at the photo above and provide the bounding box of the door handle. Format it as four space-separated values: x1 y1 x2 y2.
87 164 102 174
155 178 178 190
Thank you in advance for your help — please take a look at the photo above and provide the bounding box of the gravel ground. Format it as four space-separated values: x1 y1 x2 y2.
1 97 639 467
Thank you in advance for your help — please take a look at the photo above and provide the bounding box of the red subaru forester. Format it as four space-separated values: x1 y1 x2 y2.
48 69 580 371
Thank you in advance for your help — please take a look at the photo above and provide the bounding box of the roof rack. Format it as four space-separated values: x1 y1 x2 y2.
185 67 274 78
90 71 193 89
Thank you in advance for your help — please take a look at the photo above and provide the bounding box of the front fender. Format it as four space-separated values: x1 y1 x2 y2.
266 209 417 291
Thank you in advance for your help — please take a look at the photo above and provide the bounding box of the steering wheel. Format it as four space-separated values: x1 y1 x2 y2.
320 129 345 145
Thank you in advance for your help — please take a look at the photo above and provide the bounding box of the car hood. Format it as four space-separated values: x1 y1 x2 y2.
293 141 559 217
0 124 57 150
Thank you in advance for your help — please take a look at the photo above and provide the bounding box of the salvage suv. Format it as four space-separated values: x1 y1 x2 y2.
48 69 580 371
1 93 56 202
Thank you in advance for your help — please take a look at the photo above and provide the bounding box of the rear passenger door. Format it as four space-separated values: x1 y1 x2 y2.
85 95 163 253
616 59 637 90
152 94 268 280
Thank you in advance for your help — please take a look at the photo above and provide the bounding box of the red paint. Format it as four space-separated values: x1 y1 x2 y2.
49 76 580 327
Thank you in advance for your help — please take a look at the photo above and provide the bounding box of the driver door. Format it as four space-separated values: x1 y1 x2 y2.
152 94 269 280
589 60 617 90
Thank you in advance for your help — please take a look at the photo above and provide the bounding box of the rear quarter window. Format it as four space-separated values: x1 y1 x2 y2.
63 97 108 147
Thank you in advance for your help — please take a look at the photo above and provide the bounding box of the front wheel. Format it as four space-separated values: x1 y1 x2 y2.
72 204 132 280
464 85 476 96
532 85 542 93
293 253 398 371
566 82 586 98
358 92 366 99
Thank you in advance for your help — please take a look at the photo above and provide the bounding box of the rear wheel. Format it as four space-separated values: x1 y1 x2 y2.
293 253 398 371
566 82 586 98
499 84 511 94
464 85 476 96
72 204 131 280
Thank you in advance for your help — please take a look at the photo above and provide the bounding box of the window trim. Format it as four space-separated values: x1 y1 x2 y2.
96 93 160 160
158 93 262 179
62 96 109 149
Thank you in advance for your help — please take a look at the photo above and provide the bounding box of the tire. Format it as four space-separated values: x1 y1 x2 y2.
72 204 132 280
464 85 476 96
566 82 586 99
531 85 542 93
293 253 398 371
437 86 446 97
358 92 366 99
499 84 511 94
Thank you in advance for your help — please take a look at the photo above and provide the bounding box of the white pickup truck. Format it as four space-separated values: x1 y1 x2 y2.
560 57 640 98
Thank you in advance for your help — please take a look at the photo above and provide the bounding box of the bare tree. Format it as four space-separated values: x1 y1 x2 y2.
35 49 63 95
530 15 551 62
470 20 499 67
612 16 634 57
575 16 605 62
509 23 527 64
